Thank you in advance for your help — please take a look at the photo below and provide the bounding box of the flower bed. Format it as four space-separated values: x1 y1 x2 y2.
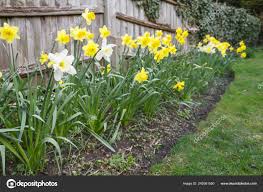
0 8 247 175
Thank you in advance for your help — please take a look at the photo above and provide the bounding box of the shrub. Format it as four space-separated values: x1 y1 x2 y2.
177 0 261 45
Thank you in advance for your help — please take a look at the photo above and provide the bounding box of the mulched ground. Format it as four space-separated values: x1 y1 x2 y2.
45 72 234 176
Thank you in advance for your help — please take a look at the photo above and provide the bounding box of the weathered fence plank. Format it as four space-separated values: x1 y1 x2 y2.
0 0 193 71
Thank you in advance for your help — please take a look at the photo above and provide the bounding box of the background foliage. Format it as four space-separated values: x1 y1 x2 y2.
177 0 261 45
132 0 161 22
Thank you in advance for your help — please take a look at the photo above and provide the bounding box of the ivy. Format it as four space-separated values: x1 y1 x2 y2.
176 0 261 45
132 0 161 22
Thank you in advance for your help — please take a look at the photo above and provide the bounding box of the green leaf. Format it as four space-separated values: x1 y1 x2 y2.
51 106 57 134
32 114 46 123
43 137 62 166
0 145 6 176
57 136 78 149
88 129 115 152
18 110 27 143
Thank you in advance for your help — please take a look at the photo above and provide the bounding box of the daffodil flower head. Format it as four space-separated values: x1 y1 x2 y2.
86 31 95 40
101 64 111 75
39 52 49 65
240 52 247 59
56 29 70 45
95 38 116 63
173 81 185 92
48 49 76 81
134 67 149 83
99 25 111 39
70 26 89 42
82 40 99 57
137 32 151 48
82 8 96 25
148 37 161 53
155 30 163 38
0 23 20 43
122 34 132 46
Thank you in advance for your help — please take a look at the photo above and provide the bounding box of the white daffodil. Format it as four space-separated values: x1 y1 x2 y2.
48 49 76 81
95 39 116 63
198 43 216 54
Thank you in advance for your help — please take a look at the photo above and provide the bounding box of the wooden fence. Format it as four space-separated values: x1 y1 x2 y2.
0 0 195 71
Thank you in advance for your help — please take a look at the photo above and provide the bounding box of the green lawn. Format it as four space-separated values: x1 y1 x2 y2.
150 48 263 175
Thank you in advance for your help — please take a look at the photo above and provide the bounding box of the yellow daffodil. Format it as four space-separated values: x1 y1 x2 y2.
155 30 163 38
70 26 89 41
173 81 185 92
99 25 111 39
154 50 165 63
82 40 99 57
137 32 151 48
86 31 94 40
182 31 189 38
176 28 183 35
240 52 247 59
148 37 161 53
0 23 20 43
39 52 49 65
101 64 111 75
168 45 177 54
122 34 132 46
134 67 148 83
162 34 172 46
56 30 70 45
82 8 96 25
129 40 138 49
48 61 55 68
0 71 2 79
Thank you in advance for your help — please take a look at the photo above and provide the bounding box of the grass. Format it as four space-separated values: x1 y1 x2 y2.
150 48 263 175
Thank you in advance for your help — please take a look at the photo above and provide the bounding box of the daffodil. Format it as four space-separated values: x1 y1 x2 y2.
122 34 132 46
86 31 94 40
0 71 2 79
70 26 89 41
128 40 138 49
99 25 111 39
101 64 111 75
176 28 183 35
148 37 161 53
155 30 163 38
95 39 116 62
39 52 49 65
168 45 177 54
137 32 151 48
82 40 99 57
173 81 185 92
0 23 20 43
240 52 247 59
56 30 70 45
175 28 189 45
162 34 172 46
82 8 96 25
134 67 148 83
48 49 76 81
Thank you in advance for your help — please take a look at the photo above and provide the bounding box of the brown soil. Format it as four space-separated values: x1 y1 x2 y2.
45 72 234 176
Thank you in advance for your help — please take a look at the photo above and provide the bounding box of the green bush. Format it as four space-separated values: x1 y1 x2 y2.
177 0 261 45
